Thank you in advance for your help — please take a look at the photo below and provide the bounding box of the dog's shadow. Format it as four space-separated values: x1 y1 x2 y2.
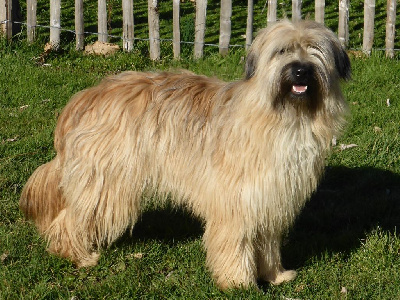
283 166 400 268
128 205 204 244
117 166 400 268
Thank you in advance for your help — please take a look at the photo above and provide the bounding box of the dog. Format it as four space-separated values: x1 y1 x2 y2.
20 20 350 289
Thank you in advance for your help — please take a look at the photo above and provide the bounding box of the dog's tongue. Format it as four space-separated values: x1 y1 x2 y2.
292 85 308 94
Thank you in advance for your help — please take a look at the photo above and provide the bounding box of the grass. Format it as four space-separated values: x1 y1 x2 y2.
1 1 400 298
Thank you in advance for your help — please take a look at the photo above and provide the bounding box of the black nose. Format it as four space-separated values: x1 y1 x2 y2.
291 63 313 80
296 68 307 77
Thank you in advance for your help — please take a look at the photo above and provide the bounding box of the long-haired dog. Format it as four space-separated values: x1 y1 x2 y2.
20 20 350 289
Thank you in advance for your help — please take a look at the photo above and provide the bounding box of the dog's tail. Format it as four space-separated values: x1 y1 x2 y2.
19 157 65 234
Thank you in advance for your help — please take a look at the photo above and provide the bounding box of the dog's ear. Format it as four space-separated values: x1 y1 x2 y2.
245 51 257 80
334 45 351 81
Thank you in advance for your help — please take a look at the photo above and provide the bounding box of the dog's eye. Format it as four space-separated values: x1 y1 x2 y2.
279 48 287 55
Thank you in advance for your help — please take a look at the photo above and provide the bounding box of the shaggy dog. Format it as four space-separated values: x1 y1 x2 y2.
20 20 350 289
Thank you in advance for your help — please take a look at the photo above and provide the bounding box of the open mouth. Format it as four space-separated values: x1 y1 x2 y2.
291 85 308 95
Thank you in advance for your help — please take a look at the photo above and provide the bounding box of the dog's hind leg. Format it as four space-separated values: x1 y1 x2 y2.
43 159 143 267
20 157 65 234
45 208 100 267
18 157 99 266
203 220 258 289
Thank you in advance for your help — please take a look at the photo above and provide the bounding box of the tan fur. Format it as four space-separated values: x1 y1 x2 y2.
20 20 350 289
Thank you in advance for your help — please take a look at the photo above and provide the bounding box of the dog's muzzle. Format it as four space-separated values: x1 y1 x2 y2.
289 62 314 97
275 61 321 113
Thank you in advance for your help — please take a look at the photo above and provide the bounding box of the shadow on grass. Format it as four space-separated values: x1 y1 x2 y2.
115 166 400 270
130 206 204 244
113 204 204 248
283 166 400 269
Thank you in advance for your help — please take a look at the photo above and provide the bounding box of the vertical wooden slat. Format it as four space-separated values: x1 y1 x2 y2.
122 0 134 51
98 0 107 42
363 0 375 55
194 0 207 59
0 0 7 37
219 0 231 56
315 0 324 24
1 0 13 39
6 0 12 38
338 0 349 48
172 0 180 59
50 0 61 49
292 0 302 23
148 0 160 60
245 0 253 50
75 0 84 50
385 0 396 58
267 0 277 27
27 0 37 42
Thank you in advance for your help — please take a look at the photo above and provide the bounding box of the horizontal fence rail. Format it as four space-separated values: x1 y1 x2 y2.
0 0 398 59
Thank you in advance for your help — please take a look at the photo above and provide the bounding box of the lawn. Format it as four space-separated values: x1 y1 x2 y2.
1 0 400 298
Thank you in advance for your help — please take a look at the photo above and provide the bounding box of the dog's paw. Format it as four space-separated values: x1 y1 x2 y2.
270 269 297 285
75 252 100 268
216 278 257 291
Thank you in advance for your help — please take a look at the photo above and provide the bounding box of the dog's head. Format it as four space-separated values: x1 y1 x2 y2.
245 20 351 115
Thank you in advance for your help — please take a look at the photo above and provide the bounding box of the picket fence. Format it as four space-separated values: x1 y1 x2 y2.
0 0 398 59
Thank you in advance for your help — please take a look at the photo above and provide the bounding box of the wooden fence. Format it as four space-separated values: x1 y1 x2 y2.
0 0 398 59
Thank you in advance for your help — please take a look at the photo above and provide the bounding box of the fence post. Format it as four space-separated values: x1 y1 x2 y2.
385 0 396 58
245 0 253 50
50 0 61 49
194 0 207 59
172 0 180 58
267 0 276 26
292 0 302 23
75 0 84 50
315 0 324 24
338 0 349 48
122 0 134 52
27 0 37 42
363 0 375 55
98 0 107 42
219 0 231 56
0 0 6 37
6 0 12 38
0 0 12 39
148 0 160 60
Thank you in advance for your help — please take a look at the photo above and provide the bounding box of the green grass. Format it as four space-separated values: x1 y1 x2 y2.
1 1 400 298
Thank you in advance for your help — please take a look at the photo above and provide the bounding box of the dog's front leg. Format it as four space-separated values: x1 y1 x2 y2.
202 221 257 290
256 232 297 285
